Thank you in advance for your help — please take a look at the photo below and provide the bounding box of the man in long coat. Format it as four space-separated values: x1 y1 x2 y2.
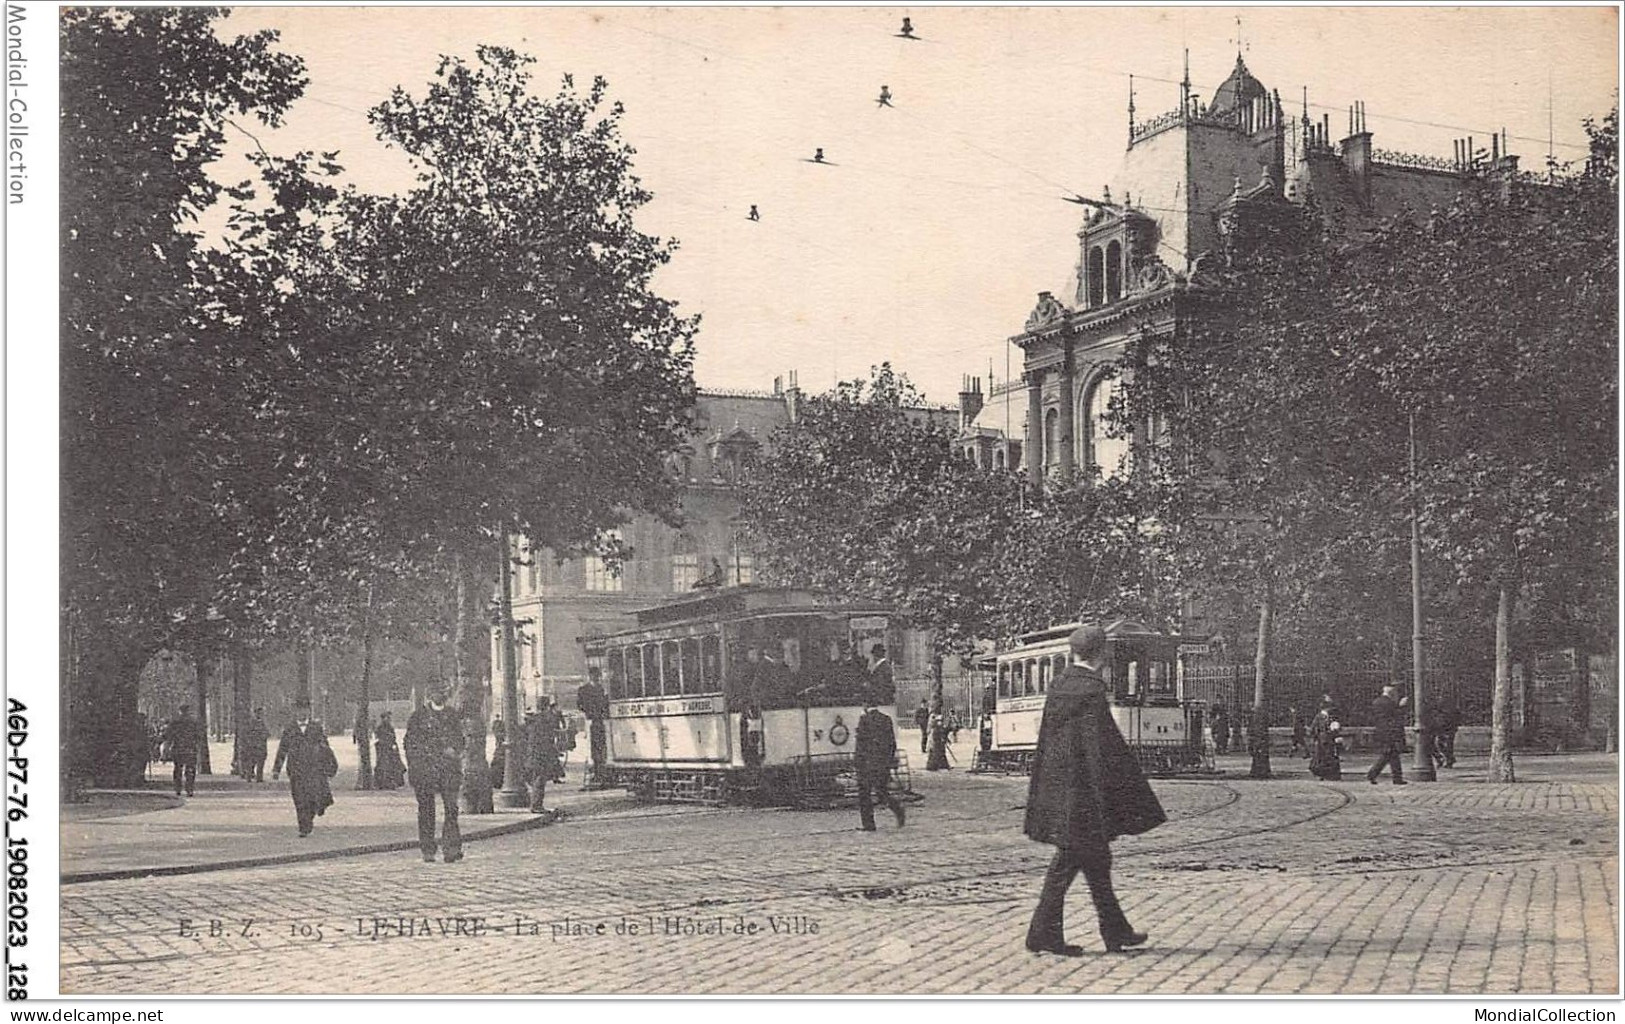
163 705 201 797
854 703 905 831
1024 625 1165 956
1366 683 1410 786
405 683 465 862
239 708 270 782
526 708 561 814
271 699 337 837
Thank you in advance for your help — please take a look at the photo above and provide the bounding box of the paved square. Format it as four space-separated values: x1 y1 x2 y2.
59 750 1618 995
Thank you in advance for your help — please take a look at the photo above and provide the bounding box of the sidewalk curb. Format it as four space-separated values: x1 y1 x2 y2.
62 809 560 886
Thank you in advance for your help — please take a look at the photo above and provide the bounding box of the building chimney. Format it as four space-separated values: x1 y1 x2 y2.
783 370 801 423
958 374 984 430
1339 100 1372 206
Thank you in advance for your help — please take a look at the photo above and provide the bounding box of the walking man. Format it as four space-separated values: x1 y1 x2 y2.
405 683 465 862
164 705 201 797
1024 625 1165 956
854 702 905 831
1366 683 1410 786
270 699 337 836
239 708 269 782
913 699 930 754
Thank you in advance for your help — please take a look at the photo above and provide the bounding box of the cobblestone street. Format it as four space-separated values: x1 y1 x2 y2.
59 750 1618 996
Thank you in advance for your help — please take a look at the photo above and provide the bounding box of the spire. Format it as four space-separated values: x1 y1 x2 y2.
1181 50 1192 117
1128 73 1136 137
1302 85 1309 123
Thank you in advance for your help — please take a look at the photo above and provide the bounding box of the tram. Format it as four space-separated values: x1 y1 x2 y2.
971 618 1211 776
581 587 908 805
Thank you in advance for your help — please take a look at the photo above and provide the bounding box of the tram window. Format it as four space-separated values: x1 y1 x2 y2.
643 645 660 697
1126 661 1139 697
681 638 702 694
1037 658 1050 694
1023 660 1036 697
702 635 721 690
997 664 1010 698
626 645 644 699
661 641 681 696
606 648 626 700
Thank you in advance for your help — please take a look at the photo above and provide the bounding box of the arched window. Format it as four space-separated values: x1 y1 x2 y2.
1106 240 1123 302
1044 408 1059 468
1088 377 1131 479
994 448 1006 471
1087 247 1105 307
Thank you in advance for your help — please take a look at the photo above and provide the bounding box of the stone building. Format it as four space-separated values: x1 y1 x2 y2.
502 374 968 713
959 53 1518 490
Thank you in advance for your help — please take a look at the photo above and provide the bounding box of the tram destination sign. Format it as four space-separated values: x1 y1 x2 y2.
609 695 726 718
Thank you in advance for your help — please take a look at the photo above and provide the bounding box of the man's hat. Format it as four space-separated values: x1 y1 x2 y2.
1068 625 1107 658
870 644 886 657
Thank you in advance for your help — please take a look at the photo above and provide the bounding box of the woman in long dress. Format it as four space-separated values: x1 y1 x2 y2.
1307 697 1342 781
373 711 406 789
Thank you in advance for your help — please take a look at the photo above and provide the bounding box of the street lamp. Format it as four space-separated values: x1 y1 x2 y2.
1409 411 1436 782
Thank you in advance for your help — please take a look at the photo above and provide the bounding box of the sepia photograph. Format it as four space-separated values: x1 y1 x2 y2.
24 1 1624 1005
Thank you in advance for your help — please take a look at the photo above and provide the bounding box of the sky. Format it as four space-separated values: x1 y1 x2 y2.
214 6 1620 405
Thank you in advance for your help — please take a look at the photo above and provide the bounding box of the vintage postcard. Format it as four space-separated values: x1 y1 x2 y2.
17 2 1623 1008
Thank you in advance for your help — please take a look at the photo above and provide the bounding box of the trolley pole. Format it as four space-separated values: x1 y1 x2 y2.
496 531 530 807
1410 412 1436 782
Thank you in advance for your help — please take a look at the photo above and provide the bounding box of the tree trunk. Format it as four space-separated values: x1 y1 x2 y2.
1488 584 1517 782
496 531 527 805
231 647 252 779
195 657 213 775
460 550 495 814
925 653 950 770
1250 592 1273 779
356 583 375 790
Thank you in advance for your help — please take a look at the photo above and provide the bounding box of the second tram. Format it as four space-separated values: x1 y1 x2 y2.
971 618 1211 776
582 587 909 805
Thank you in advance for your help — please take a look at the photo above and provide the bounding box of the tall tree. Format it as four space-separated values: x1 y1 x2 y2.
60 7 306 785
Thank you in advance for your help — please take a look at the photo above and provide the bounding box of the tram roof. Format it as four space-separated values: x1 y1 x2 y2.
1009 618 1203 650
586 585 899 640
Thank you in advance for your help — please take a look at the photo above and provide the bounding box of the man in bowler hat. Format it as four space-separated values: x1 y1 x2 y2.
271 698 337 836
405 682 466 861
1024 625 1165 955
1366 683 1410 786
854 701 905 831
163 705 201 797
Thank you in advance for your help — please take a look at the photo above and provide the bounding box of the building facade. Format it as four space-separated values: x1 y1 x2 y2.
960 54 1517 489
503 375 968 714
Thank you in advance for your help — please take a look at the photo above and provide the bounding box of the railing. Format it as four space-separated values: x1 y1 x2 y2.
1370 148 1463 174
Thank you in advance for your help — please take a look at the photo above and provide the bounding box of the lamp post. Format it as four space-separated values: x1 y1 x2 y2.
1410 411 1436 782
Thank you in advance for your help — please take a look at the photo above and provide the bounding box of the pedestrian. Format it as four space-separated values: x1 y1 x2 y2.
239 707 270 782
947 709 962 745
927 707 950 771
527 707 561 815
1288 705 1307 758
868 644 895 705
1229 706 1245 754
270 698 338 837
373 711 405 790
854 701 906 831
1307 695 1342 780
489 715 508 789
1436 693 1461 768
1366 683 1410 786
163 705 201 797
1247 704 1271 779
405 683 465 862
576 669 611 784
546 700 569 782
1210 705 1229 755
913 699 930 754
978 711 994 753
1024 625 1164 956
